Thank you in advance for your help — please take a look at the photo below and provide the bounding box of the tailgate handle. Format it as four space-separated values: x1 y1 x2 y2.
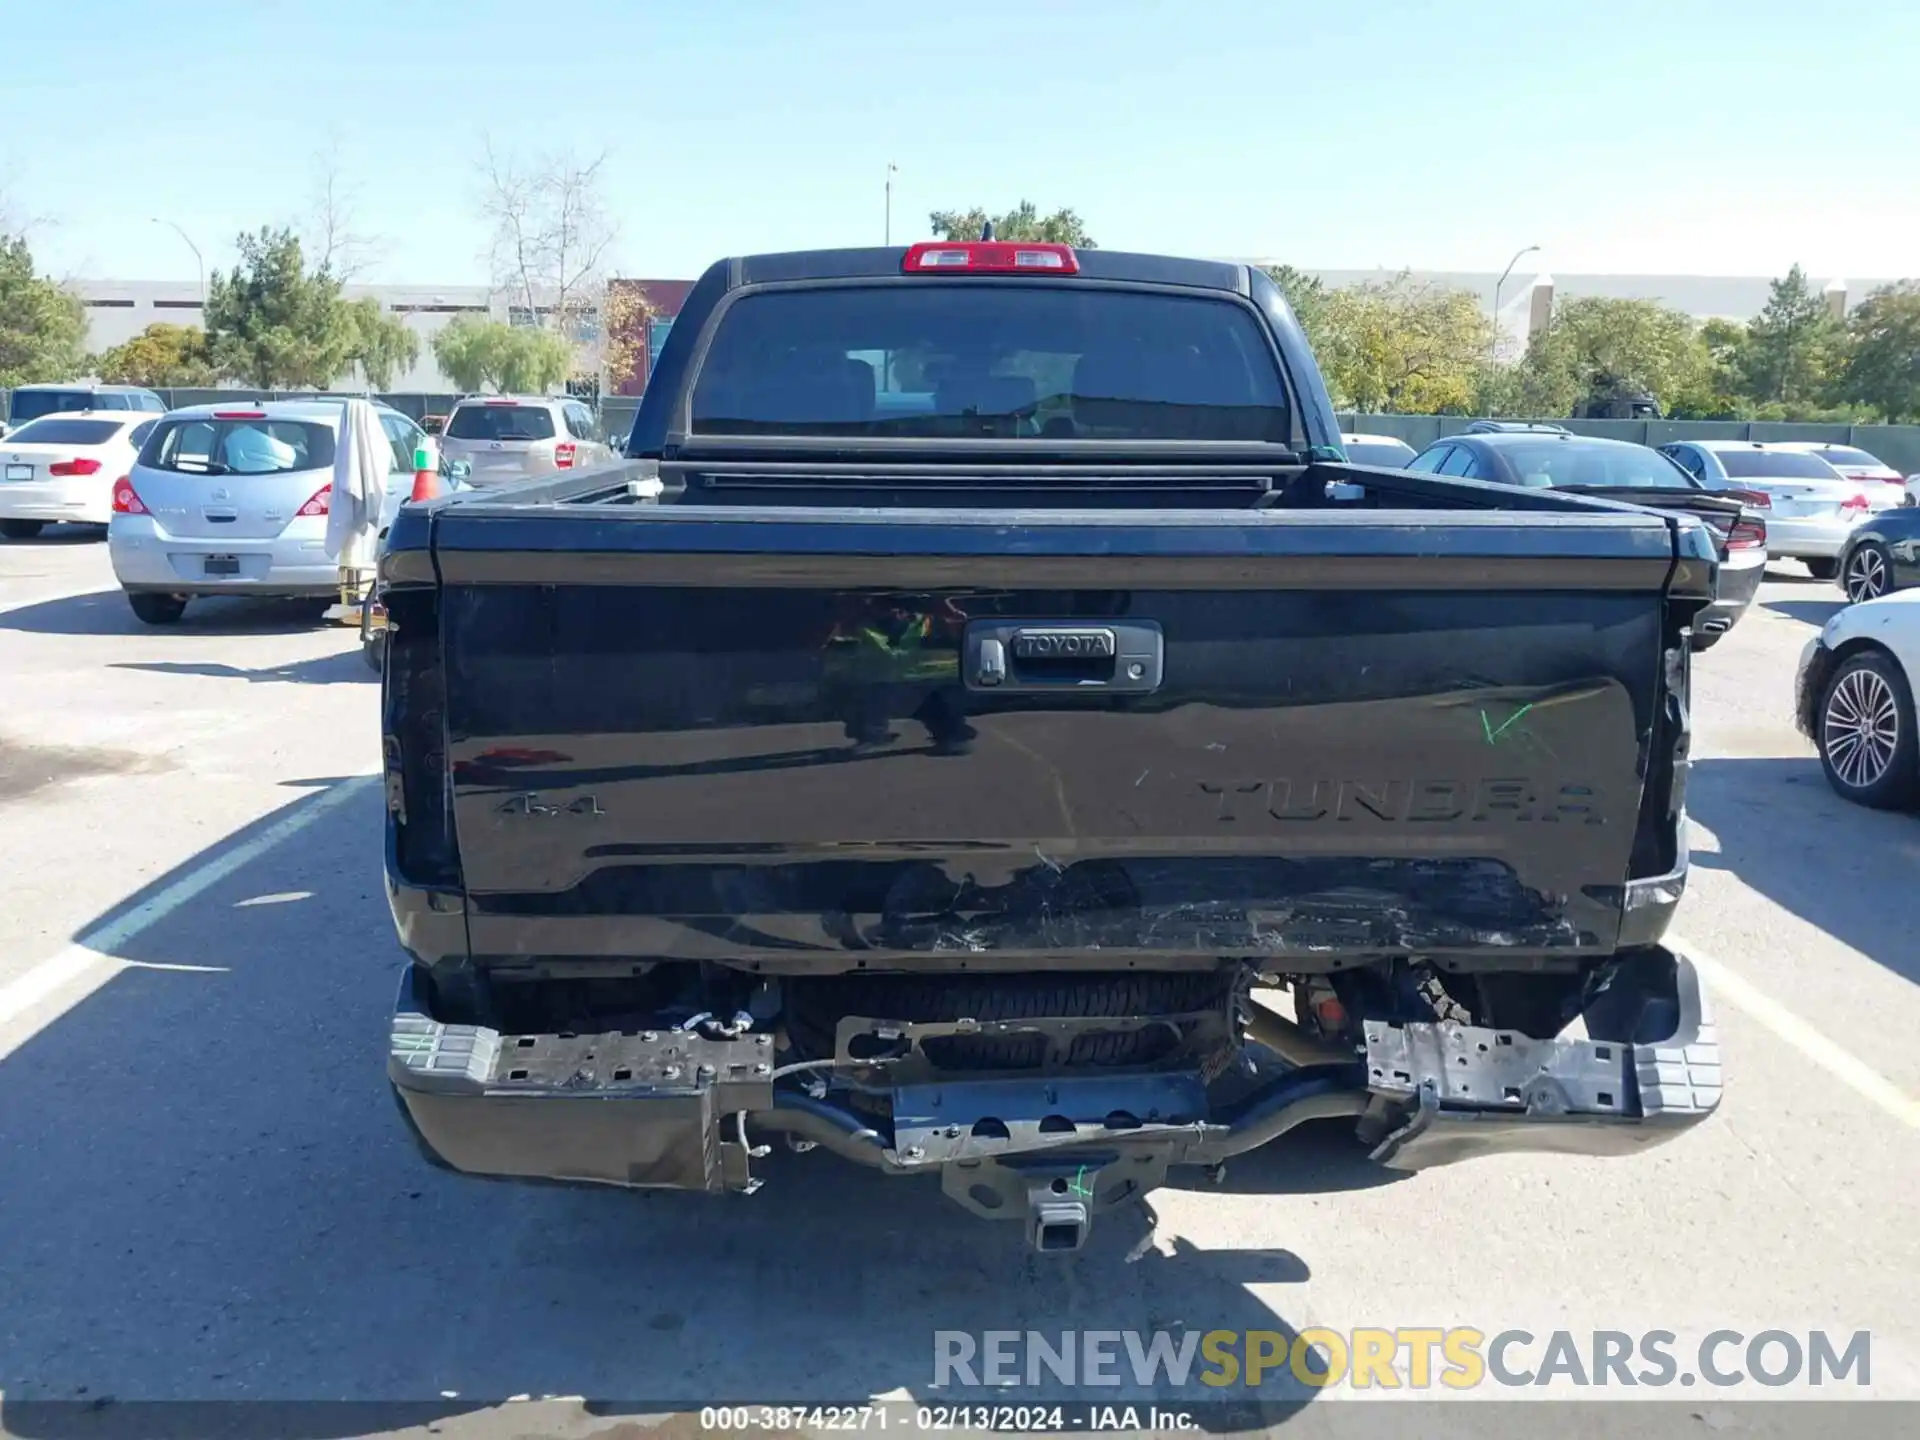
966 621 1163 693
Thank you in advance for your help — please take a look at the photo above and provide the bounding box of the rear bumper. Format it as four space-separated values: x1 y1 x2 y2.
391 946 1721 1217
109 514 338 595
1764 516 1861 559
1364 947 1722 1169
1698 552 1766 635
0 479 110 524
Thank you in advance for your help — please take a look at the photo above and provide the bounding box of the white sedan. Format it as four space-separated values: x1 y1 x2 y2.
1796 590 1920 809
0 412 159 538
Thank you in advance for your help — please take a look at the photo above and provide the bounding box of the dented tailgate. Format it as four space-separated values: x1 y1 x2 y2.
419 503 1702 969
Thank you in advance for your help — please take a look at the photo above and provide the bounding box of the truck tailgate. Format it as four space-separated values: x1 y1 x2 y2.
428 505 1697 966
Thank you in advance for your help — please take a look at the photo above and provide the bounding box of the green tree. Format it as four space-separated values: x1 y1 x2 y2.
1266 265 1331 358
1837 281 1920 423
339 296 420 391
430 313 498 392
1471 361 1529 419
430 315 571 394
928 201 1097 247
1739 264 1845 406
1518 297 1712 417
0 235 86 388
94 322 217 387
1673 317 1754 418
1317 274 1492 414
498 326 573 393
204 227 352 388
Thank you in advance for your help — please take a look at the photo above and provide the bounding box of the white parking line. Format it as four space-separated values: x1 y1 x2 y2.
1682 942 1920 1131
0 775 376 1031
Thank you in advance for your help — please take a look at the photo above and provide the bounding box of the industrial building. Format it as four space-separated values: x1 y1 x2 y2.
69 277 699 394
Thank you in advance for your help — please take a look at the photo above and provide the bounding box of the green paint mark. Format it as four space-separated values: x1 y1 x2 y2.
1481 703 1534 745
1070 1166 1094 1198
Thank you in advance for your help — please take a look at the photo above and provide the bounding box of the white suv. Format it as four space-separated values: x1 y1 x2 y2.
437 396 616 487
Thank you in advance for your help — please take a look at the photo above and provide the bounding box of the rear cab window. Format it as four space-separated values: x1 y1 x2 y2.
139 417 336 475
688 284 1294 443
0 417 128 446
446 404 558 441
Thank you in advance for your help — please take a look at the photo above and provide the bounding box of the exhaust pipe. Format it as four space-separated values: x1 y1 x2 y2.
755 1093 915 1173
1243 994 1358 1068
1188 1064 1370 1162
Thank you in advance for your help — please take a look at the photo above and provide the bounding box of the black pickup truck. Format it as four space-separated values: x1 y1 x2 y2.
380 241 1723 1252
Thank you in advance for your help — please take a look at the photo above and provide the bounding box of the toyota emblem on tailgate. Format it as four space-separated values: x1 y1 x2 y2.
1010 627 1116 659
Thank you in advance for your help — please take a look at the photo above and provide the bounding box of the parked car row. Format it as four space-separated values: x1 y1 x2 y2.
1396 430 1769 647
1341 428 1916 625
1335 425 1920 812
0 390 624 625
1656 440 1903 578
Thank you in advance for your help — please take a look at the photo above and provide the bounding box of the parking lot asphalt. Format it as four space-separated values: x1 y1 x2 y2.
2 528 1918 1436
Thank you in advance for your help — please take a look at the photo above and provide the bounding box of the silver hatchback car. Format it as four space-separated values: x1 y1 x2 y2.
109 400 429 625
437 395 616 487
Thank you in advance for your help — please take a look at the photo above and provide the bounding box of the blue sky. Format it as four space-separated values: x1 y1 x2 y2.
6 0 1915 285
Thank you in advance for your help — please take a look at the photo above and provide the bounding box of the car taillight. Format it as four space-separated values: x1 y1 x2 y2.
111 477 147 515
48 457 103 476
295 485 332 518
554 442 576 469
1725 487 1770 509
484 398 516 406
213 410 267 419
1728 517 1766 550
901 241 1080 275
1840 492 1869 515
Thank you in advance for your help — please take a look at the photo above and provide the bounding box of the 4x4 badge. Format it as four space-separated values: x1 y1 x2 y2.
495 793 603 817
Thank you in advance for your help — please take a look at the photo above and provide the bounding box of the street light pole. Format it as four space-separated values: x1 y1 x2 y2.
1491 244 1540 354
151 218 206 309
885 162 898 245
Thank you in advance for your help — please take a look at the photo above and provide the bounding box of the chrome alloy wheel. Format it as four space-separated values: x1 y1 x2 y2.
1844 546 1889 603
1823 666 1900 789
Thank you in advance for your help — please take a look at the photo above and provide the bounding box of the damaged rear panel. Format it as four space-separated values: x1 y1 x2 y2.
420 503 1702 973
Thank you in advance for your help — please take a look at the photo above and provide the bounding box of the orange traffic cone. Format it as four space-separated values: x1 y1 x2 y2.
409 441 441 503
